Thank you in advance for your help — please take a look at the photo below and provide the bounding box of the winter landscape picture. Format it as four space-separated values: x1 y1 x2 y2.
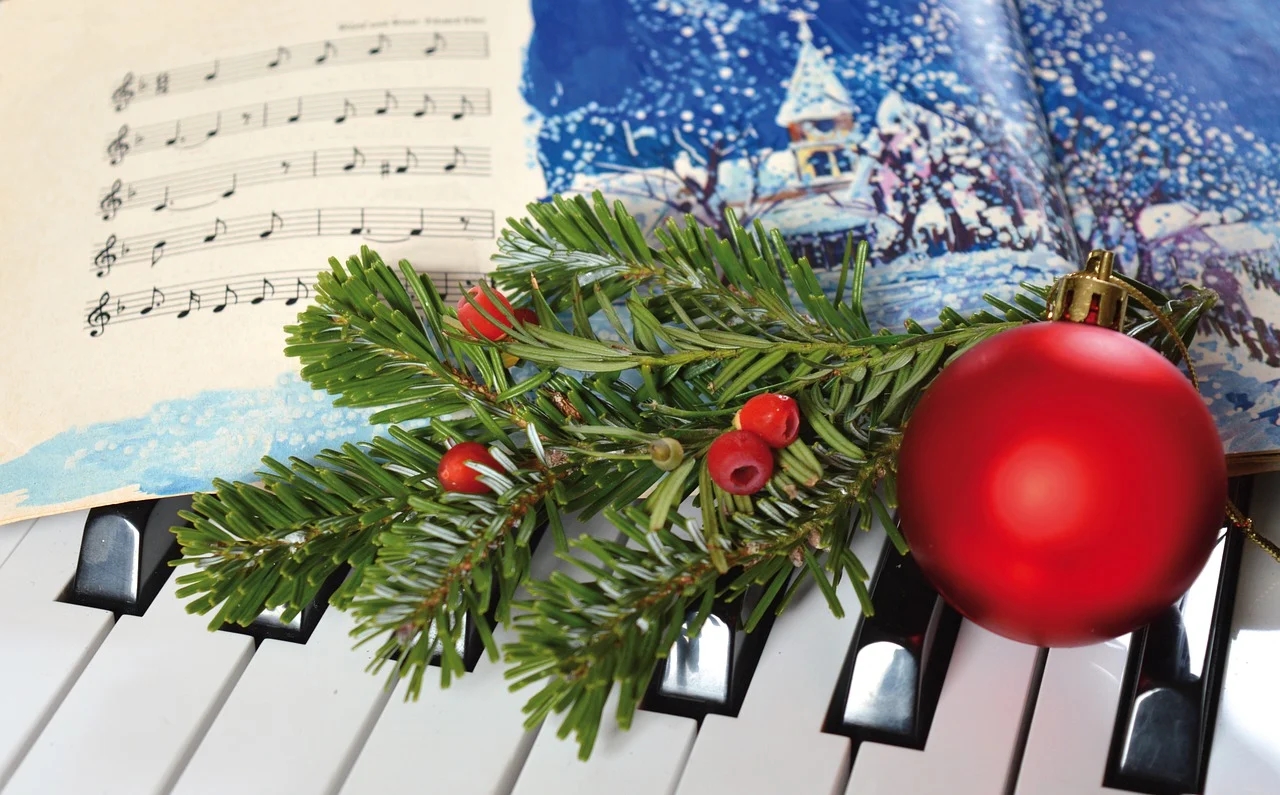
1020 0 1280 453
521 0 1080 332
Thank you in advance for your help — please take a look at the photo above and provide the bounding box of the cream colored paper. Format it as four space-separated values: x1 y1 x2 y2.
0 0 544 524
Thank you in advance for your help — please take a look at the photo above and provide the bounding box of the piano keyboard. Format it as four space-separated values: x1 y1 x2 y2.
1 473 1278 795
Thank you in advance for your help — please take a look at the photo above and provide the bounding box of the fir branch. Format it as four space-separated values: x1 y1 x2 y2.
173 189 1223 766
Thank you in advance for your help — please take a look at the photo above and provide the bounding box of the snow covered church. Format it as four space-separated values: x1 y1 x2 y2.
571 16 1016 257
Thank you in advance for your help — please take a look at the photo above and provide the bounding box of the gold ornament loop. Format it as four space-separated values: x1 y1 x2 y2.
1051 249 1277 561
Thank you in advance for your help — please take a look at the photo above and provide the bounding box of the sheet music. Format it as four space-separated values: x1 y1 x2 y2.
0 0 543 523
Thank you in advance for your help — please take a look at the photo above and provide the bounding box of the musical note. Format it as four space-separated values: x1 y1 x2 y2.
95 235 120 277
397 148 419 174
375 90 398 115
87 292 111 337
260 211 283 238
222 174 237 199
204 218 227 243
443 146 465 172
99 180 124 221
111 73 135 112
286 277 309 306
111 33 490 109
107 125 130 165
120 88 489 161
154 186 170 212
343 147 365 171
252 278 275 304
139 287 165 315
213 285 238 313
334 99 356 124
177 290 201 318
86 207 494 273
409 209 424 237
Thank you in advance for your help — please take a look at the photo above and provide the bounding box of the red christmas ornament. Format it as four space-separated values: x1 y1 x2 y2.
735 393 801 448
457 285 515 341
707 430 774 495
896 253 1226 647
438 442 500 494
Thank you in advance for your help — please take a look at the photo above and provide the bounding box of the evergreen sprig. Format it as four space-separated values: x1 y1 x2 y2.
171 191 1216 759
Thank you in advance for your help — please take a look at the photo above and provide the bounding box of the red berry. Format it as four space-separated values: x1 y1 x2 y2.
735 393 801 448
457 285 515 341
707 430 774 495
514 307 539 326
437 442 500 494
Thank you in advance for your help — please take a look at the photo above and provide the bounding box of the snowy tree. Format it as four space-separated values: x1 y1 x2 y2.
1021 0 1280 364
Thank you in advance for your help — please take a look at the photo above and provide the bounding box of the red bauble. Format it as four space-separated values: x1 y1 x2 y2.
457 286 515 341
438 442 500 494
707 430 774 494
896 321 1226 647
736 393 801 448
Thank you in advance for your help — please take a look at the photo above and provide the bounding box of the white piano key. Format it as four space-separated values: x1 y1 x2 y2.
507 511 699 795
1204 474 1280 795
845 621 1041 795
0 511 114 788
338 627 537 795
2 571 255 795
674 524 889 795
0 518 34 570
337 517 586 795
170 602 393 795
512 695 696 795
1011 632 1134 794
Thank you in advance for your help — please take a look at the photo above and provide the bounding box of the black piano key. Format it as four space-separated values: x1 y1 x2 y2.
642 572 787 721
66 495 188 615
219 566 347 645
822 546 962 748
1103 479 1249 795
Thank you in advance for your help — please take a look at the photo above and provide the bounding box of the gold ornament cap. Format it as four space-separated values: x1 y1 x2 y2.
1050 249 1128 332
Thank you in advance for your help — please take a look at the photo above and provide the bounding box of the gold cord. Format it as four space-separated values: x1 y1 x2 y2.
1084 272 1278 561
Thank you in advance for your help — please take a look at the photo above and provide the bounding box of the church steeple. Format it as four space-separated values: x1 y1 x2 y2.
775 12 854 130
775 12 860 181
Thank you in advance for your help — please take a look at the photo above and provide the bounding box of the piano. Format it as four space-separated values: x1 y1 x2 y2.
1 472 1277 795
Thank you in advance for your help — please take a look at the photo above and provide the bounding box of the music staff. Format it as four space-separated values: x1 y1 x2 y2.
108 31 489 110
105 87 490 163
82 266 486 336
87 206 495 274
94 144 490 218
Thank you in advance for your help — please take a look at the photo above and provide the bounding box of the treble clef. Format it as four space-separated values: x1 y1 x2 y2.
94 235 119 277
87 292 111 337
111 72 135 112
107 125 130 165
99 179 124 221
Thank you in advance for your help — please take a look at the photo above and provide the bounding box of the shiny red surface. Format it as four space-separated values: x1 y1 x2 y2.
896 322 1227 647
